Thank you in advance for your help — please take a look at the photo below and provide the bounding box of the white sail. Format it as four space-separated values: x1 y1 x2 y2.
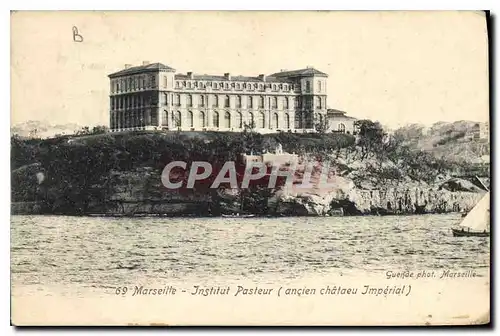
460 192 490 231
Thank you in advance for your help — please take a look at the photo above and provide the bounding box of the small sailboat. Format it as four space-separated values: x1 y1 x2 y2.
451 192 490 237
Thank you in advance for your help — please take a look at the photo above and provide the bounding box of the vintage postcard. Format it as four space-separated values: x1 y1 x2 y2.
10 11 490 326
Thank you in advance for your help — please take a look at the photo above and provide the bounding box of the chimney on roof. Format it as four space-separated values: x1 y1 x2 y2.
224 73 231 80
124 64 132 69
142 61 150 66
258 74 266 81
187 72 194 79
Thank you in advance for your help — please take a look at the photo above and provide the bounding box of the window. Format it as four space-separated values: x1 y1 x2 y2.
187 82 192 89
273 85 277 91
164 77 168 87
259 112 265 128
213 111 219 127
236 83 240 90
176 81 180 88
164 93 169 106
316 96 322 109
188 111 194 128
259 96 264 108
213 95 218 107
306 81 311 92
318 80 322 92
338 123 346 133
295 97 300 109
142 77 145 88
248 112 254 128
150 75 156 88
285 113 290 129
318 114 323 126
248 96 253 108
236 95 242 108
272 97 278 109
187 94 193 107
162 110 168 126
133 78 137 90
115 82 119 92
199 111 206 127
175 94 181 106
273 113 279 129
224 95 230 108
199 95 205 107
237 112 243 128
173 111 181 127
224 112 231 128
284 97 289 109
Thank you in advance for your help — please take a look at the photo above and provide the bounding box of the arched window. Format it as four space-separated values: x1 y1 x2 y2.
285 113 290 129
187 94 193 107
259 112 265 128
213 111 219 127
175 94 181 106
273 84 277 91
273 113 279 129
173 111 181 127
224 95 230 108
213 95 218 107
295 96 300 109
285 97 289 109
248 112 255 128
306 81 311 92
237 112 243 128
188 111 194 128
338 123 346 133
199 111 206 128
259 96 264 108
272 96 278 109
248 96 253 108
199 95 205 107
236 95 242 108
224 112 231 128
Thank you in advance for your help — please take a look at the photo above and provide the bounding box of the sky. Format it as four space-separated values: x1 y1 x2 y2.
11 11 489 129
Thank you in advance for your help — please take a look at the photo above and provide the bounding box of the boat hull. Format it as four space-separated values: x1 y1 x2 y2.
451 228 489 237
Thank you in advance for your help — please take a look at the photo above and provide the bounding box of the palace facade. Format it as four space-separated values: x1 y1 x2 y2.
108 62 329 133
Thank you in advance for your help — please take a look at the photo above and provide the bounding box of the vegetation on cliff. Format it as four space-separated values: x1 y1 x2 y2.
11 120 488 216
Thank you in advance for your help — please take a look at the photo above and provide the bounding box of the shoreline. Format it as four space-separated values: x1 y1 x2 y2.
10 212 465 219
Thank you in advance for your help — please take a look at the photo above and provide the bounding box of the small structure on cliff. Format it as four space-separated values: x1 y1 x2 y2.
242 143 299 166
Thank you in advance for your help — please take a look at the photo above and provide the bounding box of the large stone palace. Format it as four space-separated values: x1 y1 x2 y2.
108 62 355 133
